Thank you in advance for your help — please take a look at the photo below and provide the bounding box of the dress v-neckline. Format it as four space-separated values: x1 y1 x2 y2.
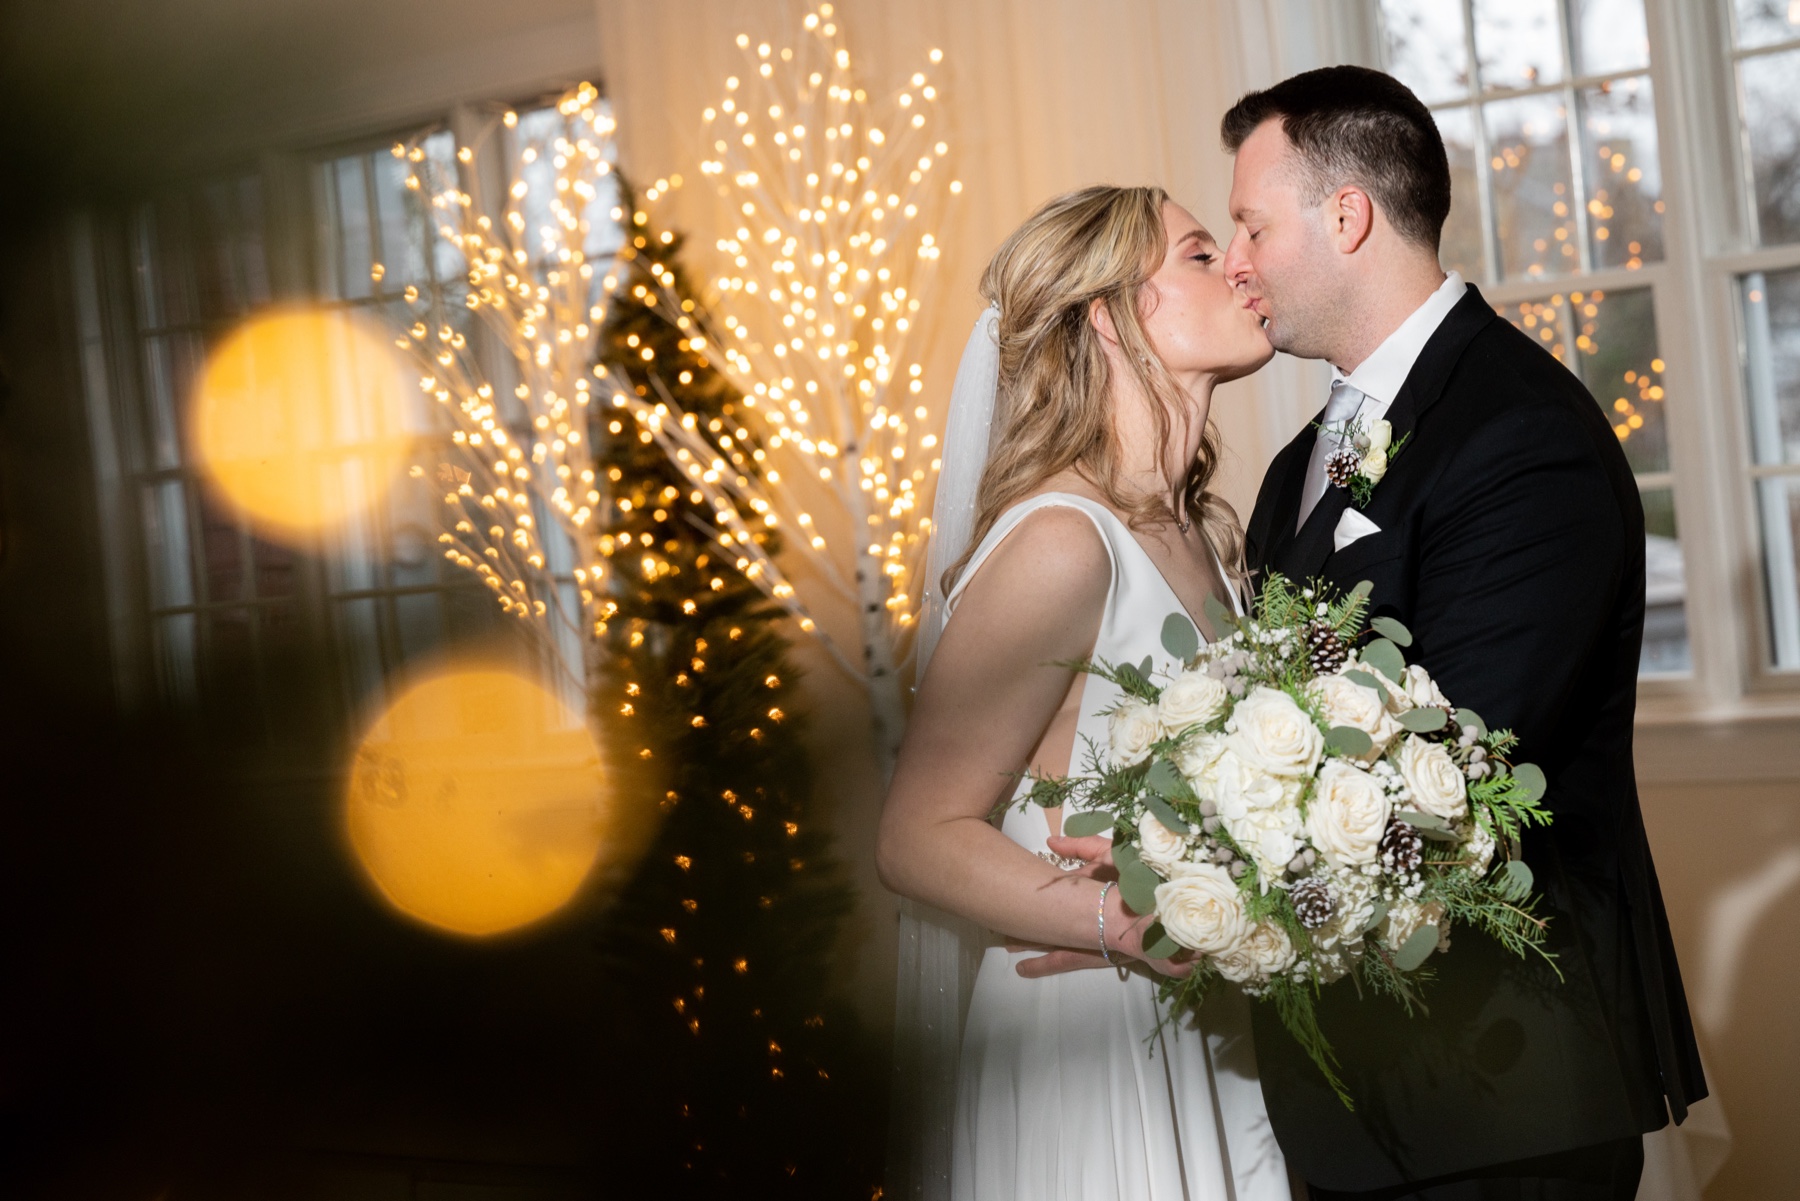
1038 491 1236 638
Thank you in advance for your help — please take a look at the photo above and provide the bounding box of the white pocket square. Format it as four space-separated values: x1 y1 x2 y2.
1333 508 1382 553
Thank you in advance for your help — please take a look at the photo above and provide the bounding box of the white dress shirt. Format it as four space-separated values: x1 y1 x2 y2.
1297 270 1470 528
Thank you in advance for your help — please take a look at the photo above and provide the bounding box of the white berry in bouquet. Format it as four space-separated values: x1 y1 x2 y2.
1006 574 1560 1108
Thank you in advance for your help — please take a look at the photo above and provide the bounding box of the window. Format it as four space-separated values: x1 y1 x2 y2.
75 99 619 733
1730 3 1800 668
1378 0 1690 674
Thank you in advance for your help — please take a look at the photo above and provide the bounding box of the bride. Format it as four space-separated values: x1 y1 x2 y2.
876 185 1292 1200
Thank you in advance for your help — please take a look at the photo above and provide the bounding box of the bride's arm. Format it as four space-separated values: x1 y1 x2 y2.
875 507 1167 966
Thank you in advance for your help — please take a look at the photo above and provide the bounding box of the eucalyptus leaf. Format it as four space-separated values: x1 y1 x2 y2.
1511 762 1547 804
1143 792 1192 835
1416 824 1462 843
1115 662 1147 691
1394 809 1449 831
1146 759 1185 799
1454 708 1487 737
1063 810 1115 837
1364 899 1390 933
1369 615 1414 647
1343 669 1391 702
1325 725 1374 756
1161 612 1201 662
1118 857 1163 915
1499 858 1535 901
1203 595 1235 639
1360 638 1405 683
1391 924 1441 972
1351 579 1374 600
1140 919 1181 961
1398 707 1448 733
1138 655 1155 681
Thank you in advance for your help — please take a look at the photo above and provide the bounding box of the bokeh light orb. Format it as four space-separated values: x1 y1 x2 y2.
345 666 607 937
192 307 414 539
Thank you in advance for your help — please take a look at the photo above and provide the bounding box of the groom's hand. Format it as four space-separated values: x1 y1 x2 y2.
1045 834 1115 875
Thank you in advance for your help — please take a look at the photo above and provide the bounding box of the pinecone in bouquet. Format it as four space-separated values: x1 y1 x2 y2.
1044 571 1561 1109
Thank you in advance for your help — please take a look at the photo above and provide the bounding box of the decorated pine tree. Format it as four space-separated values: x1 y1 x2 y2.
588 194 881 1198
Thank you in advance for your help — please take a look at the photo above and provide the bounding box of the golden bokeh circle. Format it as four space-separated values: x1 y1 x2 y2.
345 666 608 937
192 307 415 539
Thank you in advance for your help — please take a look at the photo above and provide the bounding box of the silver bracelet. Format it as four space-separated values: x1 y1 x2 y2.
1097 880 1117 965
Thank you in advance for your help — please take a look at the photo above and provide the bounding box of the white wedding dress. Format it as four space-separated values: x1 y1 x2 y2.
944 491 1292 1201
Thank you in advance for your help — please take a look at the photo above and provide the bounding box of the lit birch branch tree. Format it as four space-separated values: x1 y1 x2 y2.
621 4 960 767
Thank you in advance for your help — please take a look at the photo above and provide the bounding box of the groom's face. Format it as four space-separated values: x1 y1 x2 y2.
1225 120 1338 361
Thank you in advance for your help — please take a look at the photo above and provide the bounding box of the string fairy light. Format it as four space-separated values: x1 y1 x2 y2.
390 82 620 675
616 6 958 767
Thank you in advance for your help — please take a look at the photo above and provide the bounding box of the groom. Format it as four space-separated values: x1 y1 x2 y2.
1220 66 1705 1199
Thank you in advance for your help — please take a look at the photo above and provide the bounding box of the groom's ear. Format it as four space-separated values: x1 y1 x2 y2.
1329 185 1376 255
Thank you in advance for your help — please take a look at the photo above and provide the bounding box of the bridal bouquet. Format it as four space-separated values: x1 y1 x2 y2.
1017 573 1557 1105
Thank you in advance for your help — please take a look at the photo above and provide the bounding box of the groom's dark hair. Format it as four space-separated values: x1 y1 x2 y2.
1221 65 1451 252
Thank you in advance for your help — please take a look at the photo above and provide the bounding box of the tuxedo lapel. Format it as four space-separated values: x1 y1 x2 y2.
1271 286 1500 584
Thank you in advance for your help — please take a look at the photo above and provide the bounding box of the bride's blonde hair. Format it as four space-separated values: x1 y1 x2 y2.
942 184 1243 594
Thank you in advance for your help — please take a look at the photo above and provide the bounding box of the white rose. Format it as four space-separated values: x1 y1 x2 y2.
1397 734 1468 821
1173 731 1229 790
1465 822 1497 874
1308 672 1401 757
1359 448 1389 483
1136 810 1192 875
1208 752 1305 883
1159 670 1229 736
1153 861 1250 956
1381 899 1447 954
1108 698 1160 766
1400 664 1451 711
1305 759 1392 869
1226 686 1324 779
1364 418 1393 455
1214 919 1297 985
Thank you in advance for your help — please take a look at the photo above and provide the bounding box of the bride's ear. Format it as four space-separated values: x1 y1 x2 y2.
1088 296 1122 348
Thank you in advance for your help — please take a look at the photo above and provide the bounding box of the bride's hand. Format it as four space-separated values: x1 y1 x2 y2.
1014 833 1195 979
1045 834 1115 875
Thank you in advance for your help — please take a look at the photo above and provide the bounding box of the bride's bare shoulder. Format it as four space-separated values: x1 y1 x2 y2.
957 500 1111 619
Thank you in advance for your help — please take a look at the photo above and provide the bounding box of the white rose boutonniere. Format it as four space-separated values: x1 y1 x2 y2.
1305 759 1393 869
1325 415 1411 507
1154 861 1250 956
1226 686 1324 779
1397 733 1468 821
1159 669 1229 736
1108 697 1161 767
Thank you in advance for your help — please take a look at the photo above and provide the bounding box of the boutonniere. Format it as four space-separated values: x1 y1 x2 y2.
1319 417 1412 508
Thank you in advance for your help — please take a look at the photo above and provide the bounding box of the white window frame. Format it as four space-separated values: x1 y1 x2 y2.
1305 0 1800 722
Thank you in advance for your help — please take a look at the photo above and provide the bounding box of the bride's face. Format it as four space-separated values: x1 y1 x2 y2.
1138 202 1274 384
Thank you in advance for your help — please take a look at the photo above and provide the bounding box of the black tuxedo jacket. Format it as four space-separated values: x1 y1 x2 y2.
1242 287 1706 1191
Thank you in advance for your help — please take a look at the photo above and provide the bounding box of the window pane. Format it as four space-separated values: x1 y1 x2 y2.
1474 0 1566 91
1733 0 1800 50
141 332 202 471
199 499 246 604
1436 106 1487 281
1640 487 1691 674
144 479 195 608
155 612 199 702
1756 475 1800 668
1569 0 1649 76
1574 287 1668 474
1484 93 1577 280
1739 48 1800 246
1742 268 1800 467
332 157 375 302
1380 0 1471 104
1501 295 1575 364
1577 76 1663 269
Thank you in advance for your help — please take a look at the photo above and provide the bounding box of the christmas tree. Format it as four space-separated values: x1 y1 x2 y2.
588 191 882 1198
